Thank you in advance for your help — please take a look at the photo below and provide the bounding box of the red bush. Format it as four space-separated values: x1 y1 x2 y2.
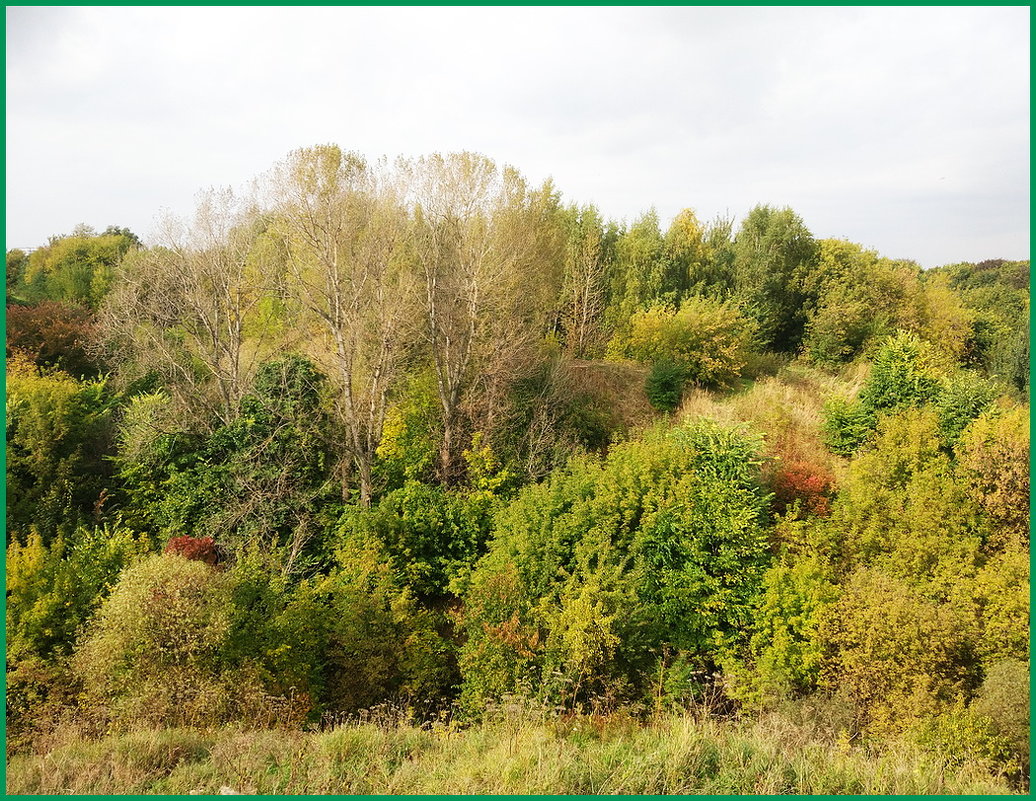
164 535 218 566
770 459 834 517
6 301 98 378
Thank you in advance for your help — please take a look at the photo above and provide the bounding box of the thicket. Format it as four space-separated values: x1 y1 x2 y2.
5 145 1029 789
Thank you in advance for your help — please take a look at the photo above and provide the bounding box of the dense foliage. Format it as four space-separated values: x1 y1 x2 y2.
5 146 1029 787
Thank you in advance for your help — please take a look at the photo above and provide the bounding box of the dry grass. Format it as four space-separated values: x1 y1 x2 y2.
6 712 1016 795
678 361 868 480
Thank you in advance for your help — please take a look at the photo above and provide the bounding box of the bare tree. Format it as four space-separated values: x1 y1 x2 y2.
408 153 564 481
98 188 279 427
265 145 416 506
559 204 608 357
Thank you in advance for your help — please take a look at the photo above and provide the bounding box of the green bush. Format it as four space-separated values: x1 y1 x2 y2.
972 659 1030 773
645 360 688 412
933 372 998 446
116 355 341 572
336 479 495 599
459 420 773 713
289 540 456 714
74 554 269 730
6 525 151 662
821 397 874 457
726 554 839 711
6 355 117 540
612 296 757 389
821 332 948 457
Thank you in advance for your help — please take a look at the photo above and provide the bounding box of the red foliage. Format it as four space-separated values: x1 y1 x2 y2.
6 301 98 377
164 535 218 566
769 459 834 517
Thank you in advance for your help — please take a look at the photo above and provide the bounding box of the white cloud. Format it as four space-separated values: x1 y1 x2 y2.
5 6 1029 265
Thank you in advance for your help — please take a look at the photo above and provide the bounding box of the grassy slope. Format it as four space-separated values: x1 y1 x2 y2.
6 714 1016 795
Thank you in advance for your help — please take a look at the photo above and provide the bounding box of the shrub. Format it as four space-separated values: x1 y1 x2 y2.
956 407 1029 549
821 332 946 456
5 355 116 540
164 535 218 565
645 360 687 412
933 372 998 446
819 569 977 736
74 554 267 730
725 555 839 711
768 459 834 517
613 296 757 389
6 525 151 663
6 300 99 378
289 540 456 714
459 420 773 713
972 659 1030 773
910 701 1021 783
820 397 874 457
337 477 496 599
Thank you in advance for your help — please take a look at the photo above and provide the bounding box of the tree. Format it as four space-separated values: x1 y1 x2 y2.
97 190 278 427
410 152 563 482
733 205 818 352
266 145 417 506
605 210 668 330
6 301 99 378
663 208 734 302
17 228 137 308
7 248 29 295
556 203 611 357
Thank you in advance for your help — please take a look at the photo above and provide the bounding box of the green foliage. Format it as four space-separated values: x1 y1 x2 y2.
930 258 1029 393
934 371 999 445
821 332 993 456
337 478 496 599
645 360 687 412
612 295 757 392
74 554 269 729
5 525 152 743
858 331 943 413
909 700 1022 782
963 550 1029 664
116 354 341 571
732 205 817 352
820 396 874 457
727 555 839 710
606 210 667 325
6 355 117 540
7 248 29 292
288 540 456 713
459 420 772 712
972 659 1030 772
18 228 138 308
6 525 151 662
375 372 440 488
663 209 734 302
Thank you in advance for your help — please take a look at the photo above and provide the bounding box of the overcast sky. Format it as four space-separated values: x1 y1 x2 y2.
6 6 1030 267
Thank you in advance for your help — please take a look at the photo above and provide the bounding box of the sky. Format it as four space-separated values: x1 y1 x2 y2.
5 6 1030 267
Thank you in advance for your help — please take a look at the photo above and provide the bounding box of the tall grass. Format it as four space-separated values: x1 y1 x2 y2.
7 712 1016 795
679 361 867 476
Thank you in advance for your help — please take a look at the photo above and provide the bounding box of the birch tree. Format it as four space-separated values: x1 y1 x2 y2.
409 153 563 482
267 145 416 506
98 188 276 427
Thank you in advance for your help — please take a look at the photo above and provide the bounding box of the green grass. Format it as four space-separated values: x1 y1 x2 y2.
7 713 1017 795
